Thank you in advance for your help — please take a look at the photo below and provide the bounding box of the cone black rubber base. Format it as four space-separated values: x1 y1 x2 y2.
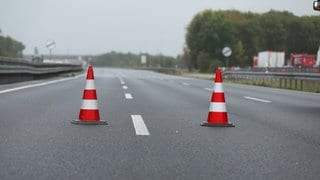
71 119 108 125
201 122 235 127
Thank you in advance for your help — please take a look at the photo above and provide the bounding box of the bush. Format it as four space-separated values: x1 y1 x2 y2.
209 60 223 73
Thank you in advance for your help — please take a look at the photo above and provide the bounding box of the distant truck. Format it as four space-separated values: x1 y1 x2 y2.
316 46 320 67
253 51 285 67
290 54 316 68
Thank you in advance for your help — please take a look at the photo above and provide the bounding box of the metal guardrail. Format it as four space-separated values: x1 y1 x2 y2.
223 71 320 80
0 56 83 84
230 67 320 73
223 71 320 93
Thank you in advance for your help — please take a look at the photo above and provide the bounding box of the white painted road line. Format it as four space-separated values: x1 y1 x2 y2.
131 115 150 136
0 75 83 95
119 77 125 84
244 96 272 103
122 86 128 89
182 82 190 86
205 88 213 91
125 93 133 99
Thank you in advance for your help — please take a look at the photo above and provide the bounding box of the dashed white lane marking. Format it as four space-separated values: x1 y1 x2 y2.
119 77 125 84
125 93 133 99
205 88 213 91
182 82 190 86
122 86 128 89
131 115 150 136
244 96 272 103
0 75 83 94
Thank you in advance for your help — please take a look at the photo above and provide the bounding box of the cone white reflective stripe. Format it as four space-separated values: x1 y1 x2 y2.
81 100 98 110
85 80 95 90
213 83 224 93
209 102 227 112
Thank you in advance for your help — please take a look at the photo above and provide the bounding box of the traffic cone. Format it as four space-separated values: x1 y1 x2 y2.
201 69 234 127
71 66 108 125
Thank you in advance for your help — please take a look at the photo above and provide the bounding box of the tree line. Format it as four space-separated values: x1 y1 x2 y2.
91 51 182 68
0 30 25 58
184 10 320 72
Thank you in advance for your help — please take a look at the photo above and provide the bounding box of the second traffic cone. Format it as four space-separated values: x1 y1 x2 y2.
71 66 108 125
201 69 234 127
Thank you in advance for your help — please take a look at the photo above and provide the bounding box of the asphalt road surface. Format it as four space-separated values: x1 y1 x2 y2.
1 68 320 180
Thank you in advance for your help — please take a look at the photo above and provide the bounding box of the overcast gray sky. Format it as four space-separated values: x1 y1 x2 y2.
0 0 319 56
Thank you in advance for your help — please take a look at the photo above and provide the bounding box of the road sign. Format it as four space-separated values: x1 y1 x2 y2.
46 41 56 50
141 55 147 64
46 40 56 60
222 47 232 57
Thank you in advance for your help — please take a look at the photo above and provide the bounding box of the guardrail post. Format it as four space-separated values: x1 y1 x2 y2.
312 80 315 91
284 78 287 89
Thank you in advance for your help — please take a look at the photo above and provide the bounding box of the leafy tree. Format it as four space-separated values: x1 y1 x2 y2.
182 47 192 71
196 51 211 72
185 9 320 69
91 51 179 68
209 59 223 73
232 40 245 67
0 34 25 58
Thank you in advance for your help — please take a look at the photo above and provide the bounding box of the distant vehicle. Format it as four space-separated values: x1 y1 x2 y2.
290 54 316 68
316 46 320 67
314 0 320 11
289 47 320 68
253 51 285 67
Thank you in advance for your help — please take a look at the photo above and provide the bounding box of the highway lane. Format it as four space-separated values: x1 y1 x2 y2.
0 68 320 180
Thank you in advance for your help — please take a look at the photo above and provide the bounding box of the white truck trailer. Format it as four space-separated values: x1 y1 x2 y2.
257 51 285 67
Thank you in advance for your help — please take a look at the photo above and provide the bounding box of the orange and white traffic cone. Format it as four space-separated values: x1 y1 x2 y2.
71 66 107 125
201 69 234 127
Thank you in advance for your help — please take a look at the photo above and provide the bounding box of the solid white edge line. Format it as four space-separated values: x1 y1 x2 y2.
244 96 272 103
0 74 84 94
125 93 133 99
182 82 190 86
131 115 150 136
